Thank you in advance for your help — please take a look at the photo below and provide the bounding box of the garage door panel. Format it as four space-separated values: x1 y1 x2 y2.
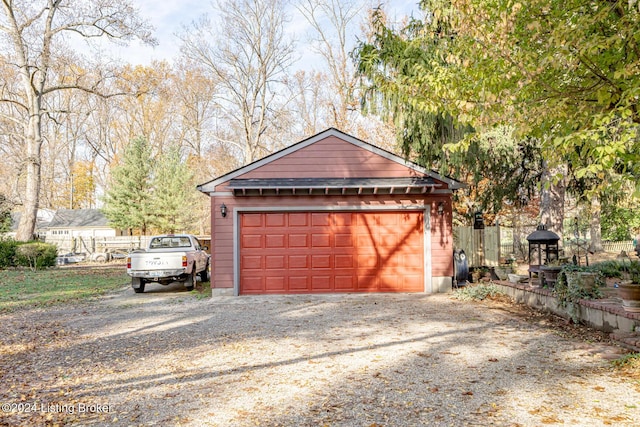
404 234 423 248
265 255 285 269
379 274 401 290
289 213 308 226
382 253 401 268
312 276 332 290
242 235 263 248
242 255 262 269
379 234 398 247
357 254 378 268
403 254 423 268
289 255 309 269
311 213 331 226
289 276 310 290
312 254 331 268
265 276 286 291
357 275 377 291
241 276 264 292
289 234 308 247
378 214 400 226
403 275 423 290
335 275 354 290
335 234 354 247
333 213 353 226
312 234 330 247
265 213 286 227
266 234 285 248
357 234 376 247
240 211 424 294
335 254 354 268
242 214 263 227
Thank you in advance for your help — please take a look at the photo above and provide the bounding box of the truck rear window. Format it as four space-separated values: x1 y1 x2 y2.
149 236 192 249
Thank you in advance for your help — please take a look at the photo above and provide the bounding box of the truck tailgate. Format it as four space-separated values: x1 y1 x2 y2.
129 252 186 271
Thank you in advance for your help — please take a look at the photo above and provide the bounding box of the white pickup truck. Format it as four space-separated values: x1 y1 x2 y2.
127 234 210 293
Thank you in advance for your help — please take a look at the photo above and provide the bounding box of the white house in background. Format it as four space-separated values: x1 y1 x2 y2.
44 209 120 238
5 209 56 239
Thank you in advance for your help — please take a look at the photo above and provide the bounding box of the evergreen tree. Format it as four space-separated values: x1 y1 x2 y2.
150 146 194 233
102 137 153 235
0 194 11 234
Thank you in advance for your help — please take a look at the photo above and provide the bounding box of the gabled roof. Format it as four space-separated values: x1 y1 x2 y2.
9 209 56 232
197 128 464 194
46 209 110 229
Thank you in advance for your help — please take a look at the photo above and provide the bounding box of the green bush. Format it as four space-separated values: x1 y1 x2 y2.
0 239 19 269
587 259 640 283
14 242 58 270
589 260 624 279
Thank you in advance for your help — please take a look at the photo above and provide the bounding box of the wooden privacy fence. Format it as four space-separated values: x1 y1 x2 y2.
454 226 501 267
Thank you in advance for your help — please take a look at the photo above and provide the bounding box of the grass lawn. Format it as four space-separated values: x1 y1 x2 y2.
0 266 129 312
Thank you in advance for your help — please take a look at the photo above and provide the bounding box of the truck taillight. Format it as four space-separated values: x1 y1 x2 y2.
182 256 187 267
127 257 131 269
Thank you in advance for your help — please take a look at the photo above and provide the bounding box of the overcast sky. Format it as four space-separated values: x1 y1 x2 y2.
98 0 420 68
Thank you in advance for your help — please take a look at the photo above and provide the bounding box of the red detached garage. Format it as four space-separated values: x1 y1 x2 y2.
197 128 463 296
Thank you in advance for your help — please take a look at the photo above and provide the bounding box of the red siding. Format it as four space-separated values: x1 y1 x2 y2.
214 136 447 192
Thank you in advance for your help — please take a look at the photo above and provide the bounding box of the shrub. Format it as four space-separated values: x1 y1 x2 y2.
0 239 19 269
589 260 624 279
14 242 58 270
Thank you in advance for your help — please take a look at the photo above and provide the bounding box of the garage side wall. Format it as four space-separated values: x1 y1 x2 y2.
209 194 453 295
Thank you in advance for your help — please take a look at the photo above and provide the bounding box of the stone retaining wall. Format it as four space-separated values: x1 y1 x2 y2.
492 281 640 334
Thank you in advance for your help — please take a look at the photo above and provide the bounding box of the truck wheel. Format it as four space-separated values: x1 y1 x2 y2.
132 278 145 293
198 262 210 282
185 273 196 291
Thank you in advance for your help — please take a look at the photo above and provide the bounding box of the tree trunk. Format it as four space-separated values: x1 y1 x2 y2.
589 194 603 253
539 162 566 242
16 112 43 241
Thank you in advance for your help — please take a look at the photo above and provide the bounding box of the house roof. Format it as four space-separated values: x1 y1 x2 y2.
9 209 56 232
46 209 110 229
197 128 465 194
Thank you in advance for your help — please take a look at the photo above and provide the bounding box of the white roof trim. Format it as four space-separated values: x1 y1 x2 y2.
197 128 464 193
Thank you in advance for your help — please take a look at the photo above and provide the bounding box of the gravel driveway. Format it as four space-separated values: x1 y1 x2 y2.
2 284 640 426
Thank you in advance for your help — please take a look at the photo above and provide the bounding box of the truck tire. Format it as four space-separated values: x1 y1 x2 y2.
184 272 196 291
132 278 145 293
198 261 210 282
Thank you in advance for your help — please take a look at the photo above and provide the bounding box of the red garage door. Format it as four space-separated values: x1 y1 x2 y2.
239 211 424 294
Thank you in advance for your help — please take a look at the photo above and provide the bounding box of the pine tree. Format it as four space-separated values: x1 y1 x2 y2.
0 194 11 234
102 137 153 235
149 146 194 233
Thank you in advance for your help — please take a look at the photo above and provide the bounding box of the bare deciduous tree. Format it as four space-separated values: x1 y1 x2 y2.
178 0 295 165
0 0 155 240
297 0 364 132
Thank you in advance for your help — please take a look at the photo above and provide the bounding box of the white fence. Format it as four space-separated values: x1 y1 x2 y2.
45 235 151 255
601 240 635 254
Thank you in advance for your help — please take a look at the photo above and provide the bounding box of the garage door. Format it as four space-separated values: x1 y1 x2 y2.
239 211 424 294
